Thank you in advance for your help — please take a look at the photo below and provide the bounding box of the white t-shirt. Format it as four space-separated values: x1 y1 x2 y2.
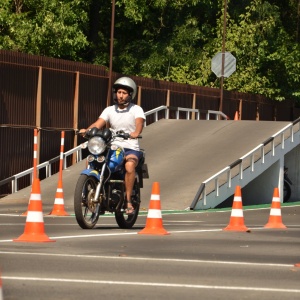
99 103 145 151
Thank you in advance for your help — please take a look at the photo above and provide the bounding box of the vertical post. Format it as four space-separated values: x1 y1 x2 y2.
166 89 170 106
36 66 42 166
192 93 196 120
59 131 65 176
166 89 170 119
279 158 284 203
33 129 38 181
239 99 242 120
137 86 142 106
106 0 116 107
219 0 228 113
256 102 260 121
273 104 277 121
73 71 80 164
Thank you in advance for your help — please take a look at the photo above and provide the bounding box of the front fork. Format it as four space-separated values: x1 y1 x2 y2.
93 163 107 202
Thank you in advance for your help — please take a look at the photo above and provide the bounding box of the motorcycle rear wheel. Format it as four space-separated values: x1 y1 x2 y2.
74 175 100 229
115 179 140 229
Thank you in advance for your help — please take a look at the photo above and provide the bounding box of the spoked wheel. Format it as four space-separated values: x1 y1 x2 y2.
74 175 100 229
115 179 140 229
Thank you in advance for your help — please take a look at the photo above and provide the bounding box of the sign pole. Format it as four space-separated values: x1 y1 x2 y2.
219 0 228 113
106 0 115 107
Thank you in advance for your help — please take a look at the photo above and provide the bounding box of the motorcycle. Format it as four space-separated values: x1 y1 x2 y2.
74 127 148 229
283 166 292 203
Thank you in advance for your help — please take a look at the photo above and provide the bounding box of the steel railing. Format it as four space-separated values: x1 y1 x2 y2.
144 106 228 125
190 117 300 209
1 142 88 194
0 107 228 195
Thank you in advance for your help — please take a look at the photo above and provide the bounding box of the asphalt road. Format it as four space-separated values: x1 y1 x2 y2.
1 119 299 299
0 202 300 300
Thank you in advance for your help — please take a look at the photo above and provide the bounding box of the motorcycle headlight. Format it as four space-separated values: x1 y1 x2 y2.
88 137 106 155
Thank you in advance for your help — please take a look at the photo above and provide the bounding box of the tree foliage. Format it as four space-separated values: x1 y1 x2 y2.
223 0 300 101
1 0 300 102
0 0 89 59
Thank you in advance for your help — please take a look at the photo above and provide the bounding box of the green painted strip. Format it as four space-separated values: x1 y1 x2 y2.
68 201 300 217
187 201 300 213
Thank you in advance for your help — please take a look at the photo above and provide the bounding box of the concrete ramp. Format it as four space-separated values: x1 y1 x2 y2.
1 119 291 212
139 119 291 210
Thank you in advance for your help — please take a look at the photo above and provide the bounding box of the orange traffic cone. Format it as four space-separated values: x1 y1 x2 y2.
295 263 300 268
138 182 170 235
0 270 3 300
48 180 69 216
223 186 249 232
234 111 239 120
21 188 32 216
264 188 287 229
13 178 55 243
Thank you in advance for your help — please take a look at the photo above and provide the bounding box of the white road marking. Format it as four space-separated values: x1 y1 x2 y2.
2 276 300 293
0 250 294 268
0 228 223 243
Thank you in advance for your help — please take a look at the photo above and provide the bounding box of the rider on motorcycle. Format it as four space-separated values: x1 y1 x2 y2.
79 77 145 215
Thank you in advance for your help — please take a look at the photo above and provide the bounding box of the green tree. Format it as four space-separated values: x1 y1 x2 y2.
219 0 300 101
164 0 300 101
111 0 218 78
1 0 300 102
0 0 89 60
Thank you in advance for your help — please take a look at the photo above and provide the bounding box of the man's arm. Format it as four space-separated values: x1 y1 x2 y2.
130 117 144 138
87 118 106 130
79 118 106 134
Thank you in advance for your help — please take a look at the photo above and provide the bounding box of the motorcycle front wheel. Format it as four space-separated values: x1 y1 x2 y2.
74 175 100 229
115 179 140 229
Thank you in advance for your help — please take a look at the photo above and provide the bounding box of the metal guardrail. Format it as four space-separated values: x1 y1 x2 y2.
0 107 228 195
190 117 300 209
0 142 87 194
144 106 228 125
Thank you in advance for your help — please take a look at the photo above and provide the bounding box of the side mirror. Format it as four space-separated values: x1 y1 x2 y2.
102 128 112 141
88 127 99 136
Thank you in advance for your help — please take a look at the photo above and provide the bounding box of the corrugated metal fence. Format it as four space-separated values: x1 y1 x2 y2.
0 50 298 196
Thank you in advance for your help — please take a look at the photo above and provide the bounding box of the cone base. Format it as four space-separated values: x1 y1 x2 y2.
48 209 69 216
138 227 170 235
13 233 55 243
294 263 300 268
223 225 249 232
264 222 287 229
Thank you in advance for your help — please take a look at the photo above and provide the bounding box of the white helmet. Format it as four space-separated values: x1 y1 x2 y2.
112 77 137 105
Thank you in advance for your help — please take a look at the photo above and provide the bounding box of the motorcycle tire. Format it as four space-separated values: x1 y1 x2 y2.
283 181 291 203
115 178 141 229
74 174 100 229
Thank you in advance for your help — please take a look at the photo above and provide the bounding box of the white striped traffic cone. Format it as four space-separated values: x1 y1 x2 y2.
138 182 170 235
264 188 287 229
48 180 69 216
13 178 55 243
0 270 3 300
223 186 249 232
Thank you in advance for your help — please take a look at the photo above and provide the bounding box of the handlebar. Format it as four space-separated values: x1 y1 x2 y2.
115 131 130 139
75 129 142 140
115 131 142 139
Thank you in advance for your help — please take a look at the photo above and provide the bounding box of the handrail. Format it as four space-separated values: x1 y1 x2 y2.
144 106 228 125
0 106 230 195
190 117 300 209
0 142 88 194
